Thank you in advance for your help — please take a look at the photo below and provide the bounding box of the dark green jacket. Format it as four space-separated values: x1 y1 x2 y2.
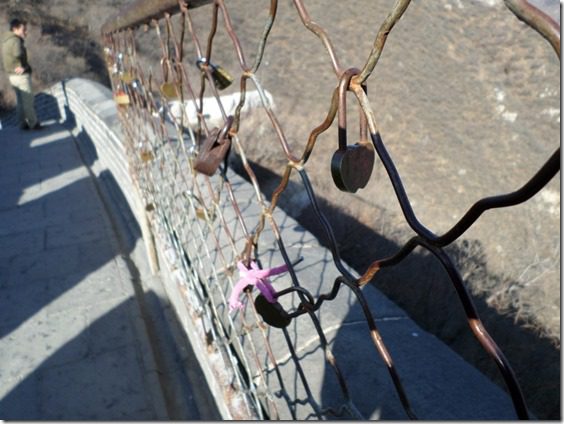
2 31 32 75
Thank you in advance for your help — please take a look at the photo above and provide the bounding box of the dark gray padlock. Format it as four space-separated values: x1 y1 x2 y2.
254 294 291 328
331 70 375 193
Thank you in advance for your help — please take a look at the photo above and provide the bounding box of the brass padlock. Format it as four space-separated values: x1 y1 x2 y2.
331 69 375 193
196 58 233 90
193 116 234 176
120 71 134 84
160 82 178 100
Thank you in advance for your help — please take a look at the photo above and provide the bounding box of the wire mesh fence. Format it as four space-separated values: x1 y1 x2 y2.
100 0 560 419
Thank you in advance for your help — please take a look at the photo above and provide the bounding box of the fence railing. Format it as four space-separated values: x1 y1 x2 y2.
100 0 560 419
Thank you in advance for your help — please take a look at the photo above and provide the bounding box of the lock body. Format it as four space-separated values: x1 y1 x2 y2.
331 142 375 193
193 116 234 176
193 128 231 176
254 294 291 328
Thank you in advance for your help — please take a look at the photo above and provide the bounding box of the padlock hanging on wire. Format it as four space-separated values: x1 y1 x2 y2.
196 58 233 90
331 69 375 193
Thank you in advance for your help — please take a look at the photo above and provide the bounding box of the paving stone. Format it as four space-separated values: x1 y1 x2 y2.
18 168 48 187
77 238 121 270
38 167 89 194
0 117 167 419
85 298 137 355
43 180 102 218
0 265 8 283
0 228 44 259
0 281 50 335
0 160 38 177
0 184 23 208
0 309 89 380
45 270 130 315
45 216 109 248
0 373 42 419
0 172 21 193
7 244 82 282
38 345 156 420
0 202 45 236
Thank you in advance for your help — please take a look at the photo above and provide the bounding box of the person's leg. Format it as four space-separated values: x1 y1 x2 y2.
9 74 37 128
9 75 25 128
19 75 38 128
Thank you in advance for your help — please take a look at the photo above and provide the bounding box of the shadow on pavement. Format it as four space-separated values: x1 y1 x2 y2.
0 98 219 419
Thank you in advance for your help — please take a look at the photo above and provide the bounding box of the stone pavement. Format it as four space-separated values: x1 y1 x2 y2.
0 121 207 420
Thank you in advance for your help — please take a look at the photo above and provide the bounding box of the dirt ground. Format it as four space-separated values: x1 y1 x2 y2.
182 0 560 419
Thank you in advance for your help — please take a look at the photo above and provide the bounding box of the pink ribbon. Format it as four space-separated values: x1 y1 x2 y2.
228 260 289 312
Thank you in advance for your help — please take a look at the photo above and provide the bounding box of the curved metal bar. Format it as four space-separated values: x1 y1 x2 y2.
417 238 529 419
292 0 343 75
369 131 561 247
102 0 559 418
354 0 412 85
436 148 560 246
297 169 356 282
278 276 417 419
504 0 561 57
250 0 279 74
346 278 417 419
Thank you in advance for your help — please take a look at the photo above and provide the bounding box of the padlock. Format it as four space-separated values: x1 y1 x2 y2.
114 91 130 106
196 58 233 90
160 82 178 100
140 150 154 162
120 71 134 84
331 69 375 193
254 293 291 328
114 83 130 106
193 116 234 176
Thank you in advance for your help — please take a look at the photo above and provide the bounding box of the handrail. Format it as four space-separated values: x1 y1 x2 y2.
101 0 212 35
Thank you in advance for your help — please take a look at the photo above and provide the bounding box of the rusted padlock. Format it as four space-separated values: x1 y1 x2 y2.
193 116 234 176
254 293 291 328
331 69 375 193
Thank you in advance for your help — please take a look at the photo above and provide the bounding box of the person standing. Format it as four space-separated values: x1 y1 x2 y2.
2 19 40 130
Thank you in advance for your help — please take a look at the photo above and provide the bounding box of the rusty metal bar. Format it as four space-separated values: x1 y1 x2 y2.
504 0 561 57
101 0 212 35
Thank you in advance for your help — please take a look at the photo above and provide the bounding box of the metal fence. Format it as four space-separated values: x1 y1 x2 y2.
100 0 560 419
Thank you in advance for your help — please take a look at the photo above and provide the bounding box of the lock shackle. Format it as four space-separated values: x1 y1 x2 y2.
359 84 368 143
218 115 234 143
338 68 368 150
